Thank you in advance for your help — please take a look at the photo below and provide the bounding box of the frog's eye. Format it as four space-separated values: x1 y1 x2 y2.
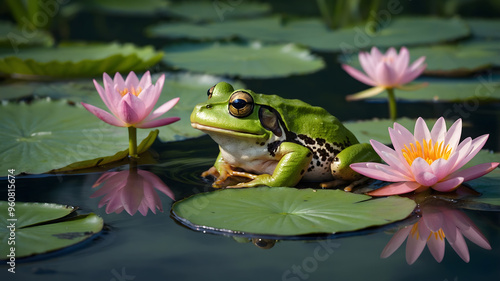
207 85 216 99
228 91 254 118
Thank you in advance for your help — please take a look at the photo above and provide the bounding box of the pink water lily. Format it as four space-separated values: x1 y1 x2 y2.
82 71 180 128
342 46 427 100
91 168 175 216
381 204 491 264
350 117 499 196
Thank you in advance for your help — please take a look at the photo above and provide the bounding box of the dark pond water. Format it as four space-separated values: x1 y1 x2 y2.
2 1 500 280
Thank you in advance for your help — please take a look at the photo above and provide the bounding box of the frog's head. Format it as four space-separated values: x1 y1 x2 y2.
190 82 284 140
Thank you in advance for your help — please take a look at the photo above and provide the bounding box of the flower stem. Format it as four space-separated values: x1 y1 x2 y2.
128 126 138 158
387 88 397 121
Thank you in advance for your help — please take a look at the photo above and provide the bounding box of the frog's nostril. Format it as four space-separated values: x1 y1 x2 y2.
205 104 212 109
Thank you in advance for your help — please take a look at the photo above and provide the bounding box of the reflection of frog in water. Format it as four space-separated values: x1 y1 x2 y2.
190 82 380 190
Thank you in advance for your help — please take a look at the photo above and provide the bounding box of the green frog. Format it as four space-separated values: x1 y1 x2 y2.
190 82 380 190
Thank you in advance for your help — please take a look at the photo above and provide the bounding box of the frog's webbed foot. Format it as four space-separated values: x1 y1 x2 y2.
319 177 370 192
202 164 259 188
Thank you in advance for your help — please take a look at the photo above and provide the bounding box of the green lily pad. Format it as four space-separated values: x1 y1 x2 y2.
0 72 245 141
344 118 455 144
0 20 54 49
0 42 163 79
0 202 103 259
467 18 500 39
360 77 500 103
166 1 271 22
0 99 156 176
172 187 416 236
148 16 470 52
408 43 500 76
162 42 325 78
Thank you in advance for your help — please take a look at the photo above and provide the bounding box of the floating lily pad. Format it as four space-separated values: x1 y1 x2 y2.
467 18 500 39
0 20 54 49
0 42 163 79
0 202 103 259
344 118 455 144
162 42 325 78
148 16 470 52
408 43 500 76
172 187 416 236
166 1 271 22
0 72 245 141
0 99 156 176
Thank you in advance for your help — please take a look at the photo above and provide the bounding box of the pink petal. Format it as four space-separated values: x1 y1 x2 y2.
432 177 464 192
135 117 180 129
399 60 426 85
430 158 452 181
381 226 412 258
113 72 126 91
449 137 473 173
409 56 427 72
411 158 438 186
413 117 431 143
117 94 145 124
422 206 444 232
454 135 489 171
427 233 445 263
370 139 413 179
146 97 180 121
141 170 175 200
448 230 470 262
370 46 383 61
374 61 398 87
125 71 140 89
137 85 159 115
81 102 126 127
389 123 416 162
406 231 427 265
444 118 462 150
121 174 144 215
394 47 409 75
350 162 409 182
450 210 492 250
358 52 377 80
138 71 152 89
367 181 421 196
447 162 499 182
341 64 377 86
430 117 447 143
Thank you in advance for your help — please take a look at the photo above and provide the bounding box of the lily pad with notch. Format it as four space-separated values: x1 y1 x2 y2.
0 99 156 176
0 202 103 259
172 187 416 237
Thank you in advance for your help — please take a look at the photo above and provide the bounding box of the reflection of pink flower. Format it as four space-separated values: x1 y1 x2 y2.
350 117 499 196
82 71 180 128
91 169 175 216
342 47 427 100
381 204 491 264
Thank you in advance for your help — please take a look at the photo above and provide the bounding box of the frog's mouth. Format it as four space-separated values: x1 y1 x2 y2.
191 123 266 138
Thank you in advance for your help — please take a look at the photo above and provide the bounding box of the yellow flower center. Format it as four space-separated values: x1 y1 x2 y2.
119 87 142 97
410 222 446 241
401 139 453 166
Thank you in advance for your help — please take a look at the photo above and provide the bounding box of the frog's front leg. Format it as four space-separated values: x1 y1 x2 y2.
202 152 259 187
321 143 380 191
229 142 312 188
